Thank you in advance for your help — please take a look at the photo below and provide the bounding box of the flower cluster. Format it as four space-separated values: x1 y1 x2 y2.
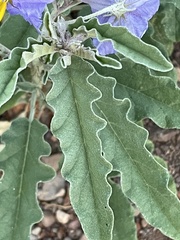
0 0 160 55
82 0 160 55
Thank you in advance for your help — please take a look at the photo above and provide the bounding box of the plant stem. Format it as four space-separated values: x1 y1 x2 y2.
29 90 37 122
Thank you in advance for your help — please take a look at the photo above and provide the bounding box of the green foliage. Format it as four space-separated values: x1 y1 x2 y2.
161 0 180 9
0 118 54 239
154 156 177 195
1 1 180 240
47 57 113 240
0 39 55 107
151 2 180 53
0 47 27 107
70 17 173 72
161 3 180 42
0 91 24 115
91 59 180 128
0 15 38 49
89 73 180 239
109 180 136 240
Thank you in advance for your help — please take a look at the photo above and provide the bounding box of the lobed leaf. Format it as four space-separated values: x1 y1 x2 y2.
47 56 114 240
89 73 180 239
0 40 55 108
73 46 122 69
70 17 173 72
92 59 180 128
21 43 55 65
0 118 55 240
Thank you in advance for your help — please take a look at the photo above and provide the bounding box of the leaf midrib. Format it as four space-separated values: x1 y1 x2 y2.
12 121 32 236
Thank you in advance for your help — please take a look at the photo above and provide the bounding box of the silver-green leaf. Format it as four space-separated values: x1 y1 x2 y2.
47 56 113 240
70 17 173 72
90 72 180 239
0 118 55 240
109 180 136 240
92 59 180 128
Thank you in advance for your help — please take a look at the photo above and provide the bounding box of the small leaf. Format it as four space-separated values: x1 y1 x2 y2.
70 18 173 72
0 40 55 108
21 43 55 66
17 82 38 92
0 47 27 108
47 56 113 240
0 118 55 240
73 46 122 69
72 28 121 69
89 73 180 239
109 180 136 240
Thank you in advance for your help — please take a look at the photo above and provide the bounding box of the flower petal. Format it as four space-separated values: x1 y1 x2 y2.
82 0 112 11
7 0 54 30
0 0 7 21
82 0 160 55
93 38 115 55
122 0 160 37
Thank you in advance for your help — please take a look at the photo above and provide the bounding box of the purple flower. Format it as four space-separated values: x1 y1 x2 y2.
82 0 160 55
7 0 54 31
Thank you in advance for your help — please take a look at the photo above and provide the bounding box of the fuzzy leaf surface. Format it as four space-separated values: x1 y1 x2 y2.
0 40 55 108
161 3 180 42
92 59 180 128
0 15 38 49
89 73 180 239
161 0 180 9
47 56 113 240
70 18 173 72
109 180 136 240
0 118 55 240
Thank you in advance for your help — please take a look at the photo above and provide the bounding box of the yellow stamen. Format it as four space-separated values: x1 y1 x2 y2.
0 0 8 21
